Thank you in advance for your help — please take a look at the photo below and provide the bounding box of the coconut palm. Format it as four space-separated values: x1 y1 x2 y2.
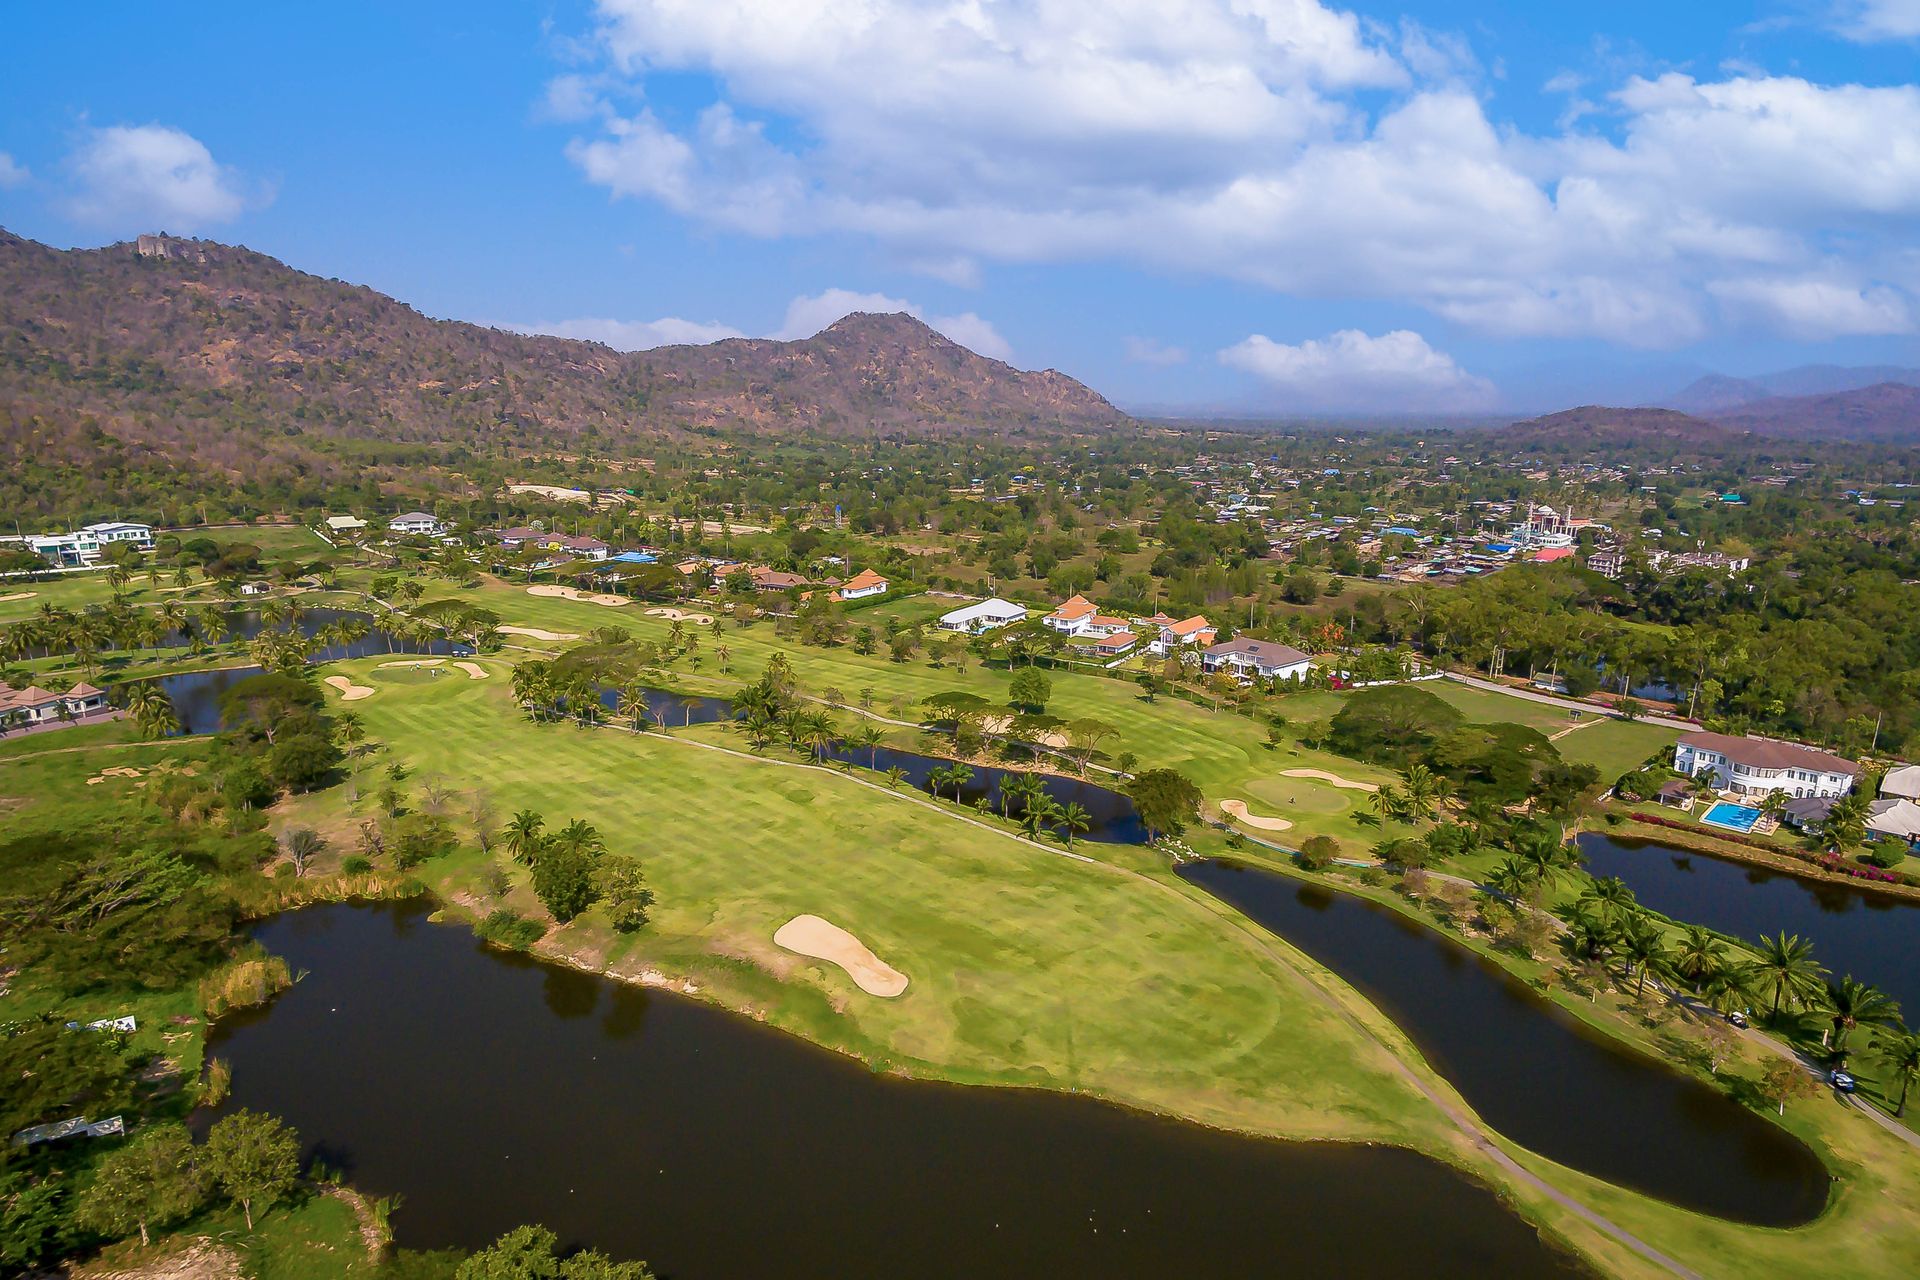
1617 917 1674 1001
551 819 605 859
883 765 908 790
1702 963 1759 1020
1368 783 1406 825
942 763 976 803
1486 856 1534 901
1578 876 1638 926
1399 763 1444 819
1875 1030 1920 1117
847 723 885 770
616 686 654 732
1823 976 1901 1058
119 681 179 739
504 809 546 864
1022 792 1063 840
1755 932 1829 1021
1055 801 1092 848
927 765 954 801
739 707 776 752
1672 925 1731 990
1822 792 1871 853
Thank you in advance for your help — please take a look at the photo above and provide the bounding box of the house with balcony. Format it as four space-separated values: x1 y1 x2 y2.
1672 731 1858 800
937 598 1028 633
834 569 890 600
1042 594 1132 639
1146 613 1217 656
389 511 445 537
1200 638 1312 682
9 522 154 567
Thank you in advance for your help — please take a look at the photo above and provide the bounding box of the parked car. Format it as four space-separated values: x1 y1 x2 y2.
1830 1070 1857 1093
1728 1010 1749 1029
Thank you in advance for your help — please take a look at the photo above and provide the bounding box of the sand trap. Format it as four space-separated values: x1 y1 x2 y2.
645 607 716 625
0 592 36 603
1220 799 1294 832
499 625 581 641
86 766 145 786
324 675 375 701
528 584 628 607
774 915 909 998
1281 768 1379 793
378 658 443 669
453 661 489 680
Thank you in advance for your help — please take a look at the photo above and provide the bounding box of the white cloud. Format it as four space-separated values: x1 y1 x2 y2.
554 2 1920 346
1832 1 1920 41
63 124 259 231
1124 336 1189 366
1219 328 1496 412
511 286 1014 360
0 152 28 188
1707 275 1914 338
511 315 748 349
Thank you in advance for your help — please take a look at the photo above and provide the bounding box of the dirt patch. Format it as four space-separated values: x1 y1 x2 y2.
324 675 375 701
982 713 1069 749
499 625 581 641
86 766 146 786
80 1237 244 1280
645 607 716 625
0 591 36 604
1220 798 1295 832
453 661 489 679
528 584 628 607
774 914 908 997
1281 767 1379 793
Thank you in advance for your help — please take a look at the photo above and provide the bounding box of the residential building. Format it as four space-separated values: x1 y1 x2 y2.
1880 764 1920 801
494 528 608 560
324 515 368 534
389 512 444 537
8 521 154 567
1042 594 1132 638
937 598 1028 633
1147 614 1218 656
0 682 111 730
751 568 807 593
1588 548 1625 579
1867 798 1920 844
1672 731 1858 800
1088 632 1137 658
1201 638 1312 682
835 568 890 600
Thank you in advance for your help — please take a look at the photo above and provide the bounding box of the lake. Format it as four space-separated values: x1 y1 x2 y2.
209 903 1586 1279
1177 860 1829 1226
1578 832 1920 1017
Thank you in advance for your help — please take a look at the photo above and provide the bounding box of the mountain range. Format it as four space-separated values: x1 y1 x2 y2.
0 230 1123 510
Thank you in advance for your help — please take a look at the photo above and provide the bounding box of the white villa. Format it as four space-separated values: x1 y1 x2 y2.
1143 612 1218 656
324 515 368 534
389 511 445 536
0 682 110 730
1201 637 1312 682
1042 594 1133 639
6 521 154 567
834 569 890 600
938 598 1028 634
1672 731 1858 800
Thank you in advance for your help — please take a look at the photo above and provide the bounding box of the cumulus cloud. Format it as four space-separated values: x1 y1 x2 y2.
511 315 748 349
1707 275 1914 338
63 124 260 231
1124 336 1190 366
512 287 1014 360
551 1 1920 346
1219 329 1496 412
0 152 28 188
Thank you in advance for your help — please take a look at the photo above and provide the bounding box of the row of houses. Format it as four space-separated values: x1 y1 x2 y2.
1670 731 1920 847
0 682 111 730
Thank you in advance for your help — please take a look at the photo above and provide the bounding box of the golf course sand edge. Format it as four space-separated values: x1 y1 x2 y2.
324 675 374 701
1280 768 1379 792
774 915 909 998
1220 799 1294 832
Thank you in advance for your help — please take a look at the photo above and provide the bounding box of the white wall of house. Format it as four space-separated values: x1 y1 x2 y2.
1673 743 1855 799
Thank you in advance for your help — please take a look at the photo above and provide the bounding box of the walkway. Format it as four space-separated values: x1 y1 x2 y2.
1444 672 1698 731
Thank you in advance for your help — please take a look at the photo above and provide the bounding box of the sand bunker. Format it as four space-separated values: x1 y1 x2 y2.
85 766 145 786
324 675 374 701
453 661 489 679
528 584 628 607
0 592 36 604
645 607 715 625
378 658 443 669
774 915 908 998
1281 768 1378 792
498 625 580 641
1220 799 1294 832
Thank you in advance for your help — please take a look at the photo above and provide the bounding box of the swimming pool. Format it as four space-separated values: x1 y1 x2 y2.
1701 801 1764 833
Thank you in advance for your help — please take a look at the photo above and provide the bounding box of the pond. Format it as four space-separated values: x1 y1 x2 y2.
1176 860 1829 1226
208 903 1586 1279
13 606 432 661
599 686 1147 844
1578 832 1920 1017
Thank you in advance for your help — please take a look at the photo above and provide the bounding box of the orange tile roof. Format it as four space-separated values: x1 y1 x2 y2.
1168 615 1213 637
840 568 889 592
1048 594 1096 620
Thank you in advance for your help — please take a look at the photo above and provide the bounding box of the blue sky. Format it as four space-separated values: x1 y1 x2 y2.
4 1 1919 414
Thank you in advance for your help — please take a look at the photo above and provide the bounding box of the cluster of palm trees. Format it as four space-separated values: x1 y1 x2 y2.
1368 763 1446 825
509 660 604 725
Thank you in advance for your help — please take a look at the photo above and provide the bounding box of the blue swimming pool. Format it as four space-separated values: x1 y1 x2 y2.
1701 801 1763 832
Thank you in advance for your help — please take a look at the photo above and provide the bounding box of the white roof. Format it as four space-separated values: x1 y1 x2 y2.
940 597 1027 623
80 521 149 534
1867 798 1920 840
1881 764 1920 800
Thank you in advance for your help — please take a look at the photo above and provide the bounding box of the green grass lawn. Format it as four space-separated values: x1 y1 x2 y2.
285 652 1920 1280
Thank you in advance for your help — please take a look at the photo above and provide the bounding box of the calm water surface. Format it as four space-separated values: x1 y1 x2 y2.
210 903 1585 1279
1177 860 1829 1226
1579 833 1920 1015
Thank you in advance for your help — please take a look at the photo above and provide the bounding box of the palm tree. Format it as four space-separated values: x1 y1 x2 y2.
847 723 884 770
551 819 605 859
677 695 704 728
1875 1029 1920 1117
1399 763 1443 819
944 763 976 803
1755 932 1829 1021
1618 917 1674 1001
1823 976 1901 1058
504 809 546 865
927 765 954 801
1702 963 1758 1021
739 707 776 752
883 765 908 790
1023 792 1063 841
715 644 732 673
799 711 838 764
1368 783 1406 825
1054 800 1092 847
617 686 654 732
1672 926 1730 991
1579 876 1638 926
1822 792 1871 853
1486 856 1534 901
119 681 179 739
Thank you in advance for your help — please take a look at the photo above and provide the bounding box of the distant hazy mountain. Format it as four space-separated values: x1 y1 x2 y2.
1667 364 1920 414
1484 405 1747 454
1715 382 1920 444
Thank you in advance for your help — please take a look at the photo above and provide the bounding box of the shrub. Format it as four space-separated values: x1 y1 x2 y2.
1297 835 1341 870
476 909 545 951
200 955 293 1018
341 855 373 875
